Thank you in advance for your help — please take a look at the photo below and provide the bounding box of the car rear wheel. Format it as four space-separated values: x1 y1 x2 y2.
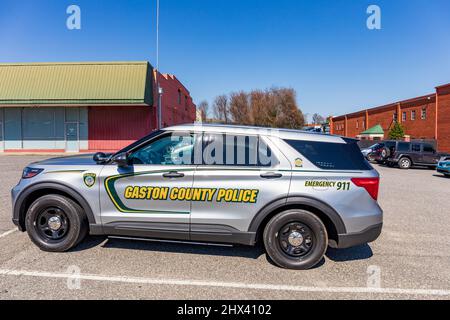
399 157 412 169
25 195 88 252
263 209 328 270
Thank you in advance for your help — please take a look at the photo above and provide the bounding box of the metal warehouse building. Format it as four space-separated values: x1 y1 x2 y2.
0 61 196 153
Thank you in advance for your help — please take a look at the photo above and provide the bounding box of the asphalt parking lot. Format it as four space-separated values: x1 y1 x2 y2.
0 155 450 300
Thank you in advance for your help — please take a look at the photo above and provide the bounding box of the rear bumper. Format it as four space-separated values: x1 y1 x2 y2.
331 223 383 249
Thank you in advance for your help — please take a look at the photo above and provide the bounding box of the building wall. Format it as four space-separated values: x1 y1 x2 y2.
332 118 346 136
331 84 450 152
367 107 397 134
400 99 436 139
156 73 197 127
437 85 450 153
87 73 197 152
1 107 88 152
88 106 154 152
346 113 366 138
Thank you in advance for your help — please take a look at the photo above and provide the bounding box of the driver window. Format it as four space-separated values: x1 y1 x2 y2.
129 133 195 165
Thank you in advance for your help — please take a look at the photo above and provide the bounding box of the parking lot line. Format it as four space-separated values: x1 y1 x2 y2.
0 229 17 239
1 269 449 297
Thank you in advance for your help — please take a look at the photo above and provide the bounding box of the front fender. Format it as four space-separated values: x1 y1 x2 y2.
14 182 99 232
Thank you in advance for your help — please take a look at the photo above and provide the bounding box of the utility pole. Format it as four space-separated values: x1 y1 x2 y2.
156 0 163 129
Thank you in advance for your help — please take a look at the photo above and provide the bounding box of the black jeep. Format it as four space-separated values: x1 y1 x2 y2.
373 140 450 169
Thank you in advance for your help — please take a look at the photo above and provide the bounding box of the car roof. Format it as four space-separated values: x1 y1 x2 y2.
163 123 347 144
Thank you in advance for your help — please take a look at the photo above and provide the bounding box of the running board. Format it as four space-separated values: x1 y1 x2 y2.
107 236 234 247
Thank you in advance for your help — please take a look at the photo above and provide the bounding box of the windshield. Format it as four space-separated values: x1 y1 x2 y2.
112 130 164 157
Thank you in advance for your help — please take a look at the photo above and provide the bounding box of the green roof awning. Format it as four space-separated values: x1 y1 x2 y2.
0 61 154 106
361 124 384 135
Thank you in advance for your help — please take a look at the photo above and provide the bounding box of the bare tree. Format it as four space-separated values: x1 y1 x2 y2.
212 95 230 124
197 100 209 122
271 88 305 129
229 91 252 125
210 88 305 129
249 88 304 129
312 113 325 124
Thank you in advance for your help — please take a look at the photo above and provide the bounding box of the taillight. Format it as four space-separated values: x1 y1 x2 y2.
351 177 380 201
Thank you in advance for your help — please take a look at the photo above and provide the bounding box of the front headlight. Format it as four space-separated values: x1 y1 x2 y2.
22 167 44 179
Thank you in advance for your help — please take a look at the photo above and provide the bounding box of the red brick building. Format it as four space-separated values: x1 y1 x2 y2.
330 83 450 152
0 62 196 153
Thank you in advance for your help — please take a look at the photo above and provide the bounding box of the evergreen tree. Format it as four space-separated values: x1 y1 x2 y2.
388 122 405 140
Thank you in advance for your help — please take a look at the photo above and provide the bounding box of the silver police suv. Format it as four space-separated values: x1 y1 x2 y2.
12 124 383 270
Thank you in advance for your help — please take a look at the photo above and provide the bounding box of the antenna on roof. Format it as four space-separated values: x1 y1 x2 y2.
156 0 163 129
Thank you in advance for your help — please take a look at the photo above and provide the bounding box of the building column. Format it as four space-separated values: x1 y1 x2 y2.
435 91 439 140
397 103 402 123
329 117 334 135
344 116 348 137
365 110 369 130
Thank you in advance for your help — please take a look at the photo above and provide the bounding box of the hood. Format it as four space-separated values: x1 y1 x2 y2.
30 154 98 166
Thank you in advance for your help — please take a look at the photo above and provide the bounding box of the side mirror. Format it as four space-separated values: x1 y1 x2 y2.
93 152 109 164
111 152 129 167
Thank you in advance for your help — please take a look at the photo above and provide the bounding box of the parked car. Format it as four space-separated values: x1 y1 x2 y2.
11 124 383 270
437 156 450 177
373 140 450 169
361 143 384 162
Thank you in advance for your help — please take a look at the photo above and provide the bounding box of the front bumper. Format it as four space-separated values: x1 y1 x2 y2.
11 182 28 231
330 223 383 249
437 167 450 174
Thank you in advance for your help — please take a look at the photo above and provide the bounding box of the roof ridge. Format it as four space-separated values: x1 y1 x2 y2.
0 61 150 67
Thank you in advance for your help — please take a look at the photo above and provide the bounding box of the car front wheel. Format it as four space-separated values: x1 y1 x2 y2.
263 209 328 270
25 195 88 252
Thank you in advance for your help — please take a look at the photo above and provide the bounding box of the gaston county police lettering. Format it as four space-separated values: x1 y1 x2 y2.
124 186 259 203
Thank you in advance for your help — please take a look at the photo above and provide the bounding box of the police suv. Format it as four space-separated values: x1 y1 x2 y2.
12 125 383 270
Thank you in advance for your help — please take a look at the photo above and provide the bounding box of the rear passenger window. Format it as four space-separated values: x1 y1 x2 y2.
397 142 410 152
412 144 421 152
423 144 435 153
202 134 275 167
285 140 372 170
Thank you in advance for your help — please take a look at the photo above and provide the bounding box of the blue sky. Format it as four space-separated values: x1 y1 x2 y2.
0 0 449 120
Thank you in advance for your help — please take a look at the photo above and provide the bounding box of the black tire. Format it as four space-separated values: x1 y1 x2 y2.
387 162 396 167
25 194 88 252
263 209 328 270
398 157 412 169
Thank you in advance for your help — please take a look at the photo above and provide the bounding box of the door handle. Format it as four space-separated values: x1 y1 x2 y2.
163 171 185 179
260 172 283 179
